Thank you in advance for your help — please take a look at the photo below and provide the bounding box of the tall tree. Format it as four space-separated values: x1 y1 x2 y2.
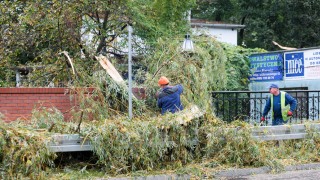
192 0 235 21
0 0 195 87
193 0 320 50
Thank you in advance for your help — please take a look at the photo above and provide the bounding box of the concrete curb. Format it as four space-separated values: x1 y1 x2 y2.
214 162 320 178
102 163 320 179
107 174 190 180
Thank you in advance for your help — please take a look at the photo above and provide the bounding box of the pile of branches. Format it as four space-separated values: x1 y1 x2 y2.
0 121 56 179
2 110 320 179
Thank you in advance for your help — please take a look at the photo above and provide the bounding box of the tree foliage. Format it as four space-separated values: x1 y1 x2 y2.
193 0 320 50
222 43 265 90
192 0 236 21
0 0 195 86
140 35 230 112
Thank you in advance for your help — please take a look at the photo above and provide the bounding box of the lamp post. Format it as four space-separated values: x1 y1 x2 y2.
128 25 133 119
182 34 194 52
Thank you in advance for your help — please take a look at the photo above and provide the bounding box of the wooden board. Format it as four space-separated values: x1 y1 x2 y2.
95 55 124 83
95 55 138 99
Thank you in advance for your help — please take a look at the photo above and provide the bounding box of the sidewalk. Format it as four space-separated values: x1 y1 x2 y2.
214 162 320 178
105 163 320 180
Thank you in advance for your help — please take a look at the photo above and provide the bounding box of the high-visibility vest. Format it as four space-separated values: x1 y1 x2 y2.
271 91 291 121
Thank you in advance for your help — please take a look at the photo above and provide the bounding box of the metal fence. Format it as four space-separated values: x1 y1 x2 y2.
48 123 320 152
212 90 320 124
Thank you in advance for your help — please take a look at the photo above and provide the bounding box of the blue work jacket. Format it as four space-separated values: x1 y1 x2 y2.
263 91 297 125
157 84 183 115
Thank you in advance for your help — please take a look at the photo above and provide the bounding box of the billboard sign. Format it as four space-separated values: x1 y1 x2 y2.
284 49 320 80
249 53 283 82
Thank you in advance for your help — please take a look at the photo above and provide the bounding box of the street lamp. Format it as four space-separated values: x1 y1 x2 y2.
182 34 194 52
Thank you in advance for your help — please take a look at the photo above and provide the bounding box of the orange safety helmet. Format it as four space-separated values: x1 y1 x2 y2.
158 76 169 86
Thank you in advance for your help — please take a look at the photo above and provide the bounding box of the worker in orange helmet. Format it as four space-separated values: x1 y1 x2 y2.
156 76 183 115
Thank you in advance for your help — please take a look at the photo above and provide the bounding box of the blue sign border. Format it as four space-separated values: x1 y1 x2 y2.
249 53 283 82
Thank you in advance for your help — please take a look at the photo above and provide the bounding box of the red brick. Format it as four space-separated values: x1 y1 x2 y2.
0 88 93 121
0 87 145 121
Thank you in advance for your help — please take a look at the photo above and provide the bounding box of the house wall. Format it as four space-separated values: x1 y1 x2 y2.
192 27 238 45
208 28 238 45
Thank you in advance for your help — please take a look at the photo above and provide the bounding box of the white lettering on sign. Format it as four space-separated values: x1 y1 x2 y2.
287 59 303 74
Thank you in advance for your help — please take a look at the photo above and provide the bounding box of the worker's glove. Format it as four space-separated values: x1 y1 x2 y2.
260 116 265 122
287 111 293 116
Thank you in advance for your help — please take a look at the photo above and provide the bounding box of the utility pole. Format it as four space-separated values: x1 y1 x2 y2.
128 25 133 119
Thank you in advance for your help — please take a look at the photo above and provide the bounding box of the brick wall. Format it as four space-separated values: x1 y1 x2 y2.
0 88 94 122
0 87 145 122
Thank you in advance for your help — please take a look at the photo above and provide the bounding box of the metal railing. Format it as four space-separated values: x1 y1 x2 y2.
212 90 320 124
48 123 320 152
252 124 320 141
48 134 92 152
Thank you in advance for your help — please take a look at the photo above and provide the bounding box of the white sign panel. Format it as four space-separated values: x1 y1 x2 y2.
284 49 320 80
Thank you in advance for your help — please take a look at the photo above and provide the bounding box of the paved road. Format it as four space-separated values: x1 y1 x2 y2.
106 164 320 179
223 169 320 180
